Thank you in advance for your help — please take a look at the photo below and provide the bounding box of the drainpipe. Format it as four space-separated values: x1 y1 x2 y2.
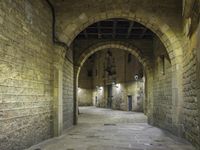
46 0 68 48
46 0 73 64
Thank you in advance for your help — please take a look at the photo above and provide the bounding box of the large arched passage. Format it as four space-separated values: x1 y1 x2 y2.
59 10 183 66
75 41 152 116
76 41 151 79
68 16 183 136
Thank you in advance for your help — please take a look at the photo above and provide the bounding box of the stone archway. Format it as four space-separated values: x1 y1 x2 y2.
75 41 151 80
58 10 184 135
58 10 183 134
58 11 183 128
74 41 153 124
59 10 183 67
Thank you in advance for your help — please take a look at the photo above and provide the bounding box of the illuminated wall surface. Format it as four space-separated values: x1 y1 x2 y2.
0 0 200 149
78 49 145 112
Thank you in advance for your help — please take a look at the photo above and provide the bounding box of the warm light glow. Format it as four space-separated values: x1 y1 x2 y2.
78 87 81 93
112 81 116 85
116 83 120 88
134 74 139 81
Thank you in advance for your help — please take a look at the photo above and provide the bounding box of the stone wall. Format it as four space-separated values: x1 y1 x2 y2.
63 50 74 130
54 0 182 45
73 39 153 63
78 88 93 106
197 23 200 149
0 1 54 149
78 48 144 111
56 1 186 144
182 18 200 148
78 55 94 106
152 38 173 131
0 0 200 149
93 81 144 112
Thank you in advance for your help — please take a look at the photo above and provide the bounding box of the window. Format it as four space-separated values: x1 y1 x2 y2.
128 53 132 63
87 70 93 77
160 55 165 75
95 69 97 76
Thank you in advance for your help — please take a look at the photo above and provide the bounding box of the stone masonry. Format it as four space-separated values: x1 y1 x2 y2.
0 0 200 150
0 1 54 149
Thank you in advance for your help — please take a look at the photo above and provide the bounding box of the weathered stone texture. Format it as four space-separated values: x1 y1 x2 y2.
63 51 74 130
152 39 173 131
183 48 198 146
73 39 154 64
78 88 93 106
77 48 144 111
197 23 200 150
182 22 200 148
55 0 182 45
0 0 200 149
0 1 54 150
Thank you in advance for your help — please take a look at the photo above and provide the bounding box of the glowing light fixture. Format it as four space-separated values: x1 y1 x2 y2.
134 74 139 81
115 83 120 88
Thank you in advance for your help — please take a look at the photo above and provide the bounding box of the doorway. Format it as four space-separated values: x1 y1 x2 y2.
95 96 98 106
107 85 112 108
128 95 132 111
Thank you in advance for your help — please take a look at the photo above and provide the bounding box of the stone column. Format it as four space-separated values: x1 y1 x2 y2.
73 65 80 125
145 69 154 124
53 64 63 136
52 45 65 136
197 25 200 148
171 57 184 136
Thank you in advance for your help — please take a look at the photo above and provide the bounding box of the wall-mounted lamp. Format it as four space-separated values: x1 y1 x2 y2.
96 86 103 91
134 74 139 81
115 83 120 88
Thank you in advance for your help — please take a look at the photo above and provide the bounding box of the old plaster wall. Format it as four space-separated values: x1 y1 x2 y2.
78 88 93 106
78 55 93 106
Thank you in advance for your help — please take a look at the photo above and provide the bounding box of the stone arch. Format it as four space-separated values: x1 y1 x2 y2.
74 41 154 123
63 10 183 132
75 41 152 82
60 10 183 67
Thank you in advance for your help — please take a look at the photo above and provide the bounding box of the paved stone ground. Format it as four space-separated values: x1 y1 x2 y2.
27 107 196 150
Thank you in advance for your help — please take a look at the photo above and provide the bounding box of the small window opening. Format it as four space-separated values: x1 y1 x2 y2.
87 70 93 77
128 53 132 63
160 55 165 75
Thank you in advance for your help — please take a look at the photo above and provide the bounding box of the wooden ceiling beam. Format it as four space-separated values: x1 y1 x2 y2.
97 22 102 39
126 21 134 38
140 28 147 39
112 20 117 39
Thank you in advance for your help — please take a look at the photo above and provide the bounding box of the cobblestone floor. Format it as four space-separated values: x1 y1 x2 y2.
27 107 196 150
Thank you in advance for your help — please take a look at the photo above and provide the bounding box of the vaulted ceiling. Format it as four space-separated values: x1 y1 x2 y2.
76 19 155 40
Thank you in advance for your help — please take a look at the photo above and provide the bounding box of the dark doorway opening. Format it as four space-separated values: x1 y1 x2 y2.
128 95 132 111
107 85 112 108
